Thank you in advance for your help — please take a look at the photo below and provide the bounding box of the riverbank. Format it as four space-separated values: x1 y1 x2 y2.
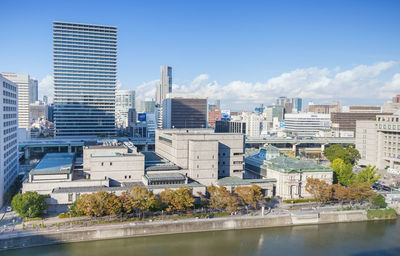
0 209 396 251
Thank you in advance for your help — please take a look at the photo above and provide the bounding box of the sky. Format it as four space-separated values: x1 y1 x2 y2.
1 0 400 110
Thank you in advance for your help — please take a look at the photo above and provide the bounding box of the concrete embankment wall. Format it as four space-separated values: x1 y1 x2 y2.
0 210 372 250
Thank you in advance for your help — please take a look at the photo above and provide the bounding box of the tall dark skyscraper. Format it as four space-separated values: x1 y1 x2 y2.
53 22 117 137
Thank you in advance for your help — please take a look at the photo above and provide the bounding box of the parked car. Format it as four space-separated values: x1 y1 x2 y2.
6 206 12 212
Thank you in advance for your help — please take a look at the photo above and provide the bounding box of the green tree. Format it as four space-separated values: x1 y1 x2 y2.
323 144 360 165
372 194 387 209
330 158 355 186
356 165 381 186
11 192 47 218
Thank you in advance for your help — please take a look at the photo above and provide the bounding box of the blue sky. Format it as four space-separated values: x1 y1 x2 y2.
1 0 400 110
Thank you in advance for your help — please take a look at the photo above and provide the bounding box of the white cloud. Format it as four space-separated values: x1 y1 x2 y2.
38 74 53 102
134 61 398 109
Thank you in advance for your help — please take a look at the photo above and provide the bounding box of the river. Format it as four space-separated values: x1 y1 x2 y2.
2 220 399 256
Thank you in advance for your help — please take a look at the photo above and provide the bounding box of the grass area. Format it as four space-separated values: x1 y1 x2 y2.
367 208 397 220
23 217 43 222
283 199 317 204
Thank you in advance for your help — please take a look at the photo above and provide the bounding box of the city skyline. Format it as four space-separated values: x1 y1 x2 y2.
0 1 400 110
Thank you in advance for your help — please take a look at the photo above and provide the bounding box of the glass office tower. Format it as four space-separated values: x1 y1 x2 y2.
53 22 117 137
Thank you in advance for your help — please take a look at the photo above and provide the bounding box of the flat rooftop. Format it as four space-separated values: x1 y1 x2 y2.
143 151 180 171
31 153 75 175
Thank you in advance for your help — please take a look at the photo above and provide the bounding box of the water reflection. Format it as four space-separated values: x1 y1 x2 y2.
1 220 399 256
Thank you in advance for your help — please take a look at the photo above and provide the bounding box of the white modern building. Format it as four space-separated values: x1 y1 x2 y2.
0 75 19 207
284 113 331 137
53 22 117 137
115 90 135 128
243 112 261 137
1 73 37 131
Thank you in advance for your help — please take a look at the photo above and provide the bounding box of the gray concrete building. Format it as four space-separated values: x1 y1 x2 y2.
356 111 400 170
156 129 245 184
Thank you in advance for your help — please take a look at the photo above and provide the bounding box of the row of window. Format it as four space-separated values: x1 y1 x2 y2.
55 70 116 74
3 120 16 127
3 90 16 99
3 126 16 135
378 117 400 122
3 113 16 119
54 29 116 37
3 132 17 143
3 147 17 163
3 139 17 151
3 106 16 112
3 98 16 105
54 33 116 40
379 124 400 130
3 81 16 92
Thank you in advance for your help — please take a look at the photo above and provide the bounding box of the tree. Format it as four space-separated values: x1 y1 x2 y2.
372 194 387 209
330 158 355 186
331 183 350 204
323 144 360 165
11 192 47 218
347 182 376 204
356 165 381 186
305 178 332 204
160 187 195 212
207 185 229 210
130 186 159 212
103 192 122 215
119 191 135 213
169 187 195 212
234 185 265 208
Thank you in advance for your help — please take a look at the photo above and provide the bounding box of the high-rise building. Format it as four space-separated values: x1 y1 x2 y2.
156 66 172 128
29 79 38 104
292 98 302 113
115 90 135 128
156 66 172 106
0 75 19 207
162 95 207 129
243 112 261 137
53 22 117 137
1 73 37 130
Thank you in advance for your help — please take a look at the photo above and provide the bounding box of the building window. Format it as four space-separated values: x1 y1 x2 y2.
68 193 73 202
76 193 80 199
101 162 104 166
197 165 199 168
197 174 199 178
197 156 199 159
125 175 127 179
110 162 112 166
129 175 131 179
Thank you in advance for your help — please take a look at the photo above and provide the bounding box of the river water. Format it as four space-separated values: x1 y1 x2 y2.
2 220 400 256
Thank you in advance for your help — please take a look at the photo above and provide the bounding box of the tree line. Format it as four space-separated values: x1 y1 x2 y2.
12 185 266 218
